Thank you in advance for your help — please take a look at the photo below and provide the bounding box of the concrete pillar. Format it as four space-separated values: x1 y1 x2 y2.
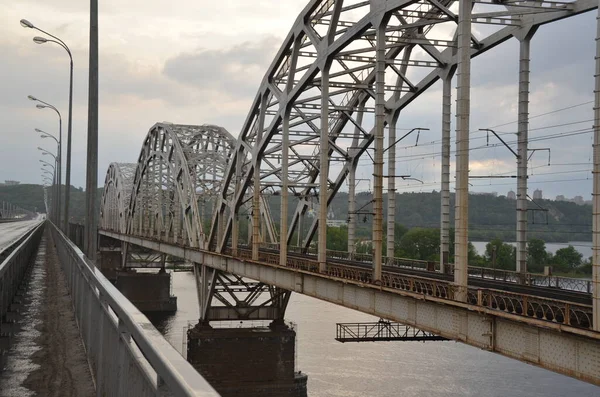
440 70 454 274
454 0 473 302
115 271 176 312
592 1 600 331
516 35 533 277
187 322 307 397
372 19 387 282
98 235 122 281
318 63 331 272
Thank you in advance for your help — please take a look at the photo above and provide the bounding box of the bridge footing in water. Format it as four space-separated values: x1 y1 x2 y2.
187 320 307 397
114 270 177 312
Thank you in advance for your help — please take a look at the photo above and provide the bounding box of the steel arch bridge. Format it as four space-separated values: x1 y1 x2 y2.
97 0 600 386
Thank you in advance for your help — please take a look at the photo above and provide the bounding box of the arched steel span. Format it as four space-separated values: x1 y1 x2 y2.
100 163 136 234
209 0 596 266
124 123 238 248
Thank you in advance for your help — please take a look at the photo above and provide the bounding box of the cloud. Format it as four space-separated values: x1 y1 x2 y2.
163 36 280 99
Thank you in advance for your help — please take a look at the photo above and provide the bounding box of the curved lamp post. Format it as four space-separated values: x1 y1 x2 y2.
30 96 61 226
22 18 74 231
38 147 59 223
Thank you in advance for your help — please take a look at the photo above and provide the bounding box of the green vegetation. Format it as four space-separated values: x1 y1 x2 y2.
2 184 592 275
0 184 103 224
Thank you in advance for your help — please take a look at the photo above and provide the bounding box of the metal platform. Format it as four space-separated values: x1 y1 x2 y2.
335 320 448 343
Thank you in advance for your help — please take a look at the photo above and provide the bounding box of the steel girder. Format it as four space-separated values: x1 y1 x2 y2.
125 123 236 248
100 162 136 233
208 0 596 256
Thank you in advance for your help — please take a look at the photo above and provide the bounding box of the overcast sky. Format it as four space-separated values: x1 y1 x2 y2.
0 1 596 201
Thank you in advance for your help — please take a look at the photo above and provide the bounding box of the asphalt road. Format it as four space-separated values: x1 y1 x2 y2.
0 216 44 252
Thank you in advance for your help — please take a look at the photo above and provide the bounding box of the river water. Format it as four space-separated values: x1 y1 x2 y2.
151 271 600 397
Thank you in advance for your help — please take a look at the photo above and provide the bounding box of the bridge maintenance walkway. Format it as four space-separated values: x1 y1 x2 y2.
0 227 95 396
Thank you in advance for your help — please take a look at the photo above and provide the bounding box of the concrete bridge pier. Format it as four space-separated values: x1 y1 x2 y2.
187 320 307 397
187 264 307 396
98 236 176 312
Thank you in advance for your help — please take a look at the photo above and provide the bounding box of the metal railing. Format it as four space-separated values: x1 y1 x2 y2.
258 242 591 293
0 221 44 335
232 246 593 329
49 222 219 396
336 320 448 342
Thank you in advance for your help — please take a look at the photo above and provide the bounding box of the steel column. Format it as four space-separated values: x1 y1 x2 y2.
516 36 532 277
318 63 330 272
280 110 290 267
372 20 387 283
454 0 473 301
84 0 99 261
387 48 412 261
348 107 364 256
347 162 357 255
386 117 398 260
593 0 600 331
252 96 266 261
440 71 453 273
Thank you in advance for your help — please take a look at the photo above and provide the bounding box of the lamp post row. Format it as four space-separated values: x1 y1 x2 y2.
21 19 73 233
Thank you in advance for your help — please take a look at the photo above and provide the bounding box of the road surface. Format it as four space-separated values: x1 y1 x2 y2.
0 216 44 252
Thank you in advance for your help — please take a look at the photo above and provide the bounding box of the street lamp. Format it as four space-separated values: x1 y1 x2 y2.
38 146 58 223
22 19 74 233
30 95 61 227
37 128 59 155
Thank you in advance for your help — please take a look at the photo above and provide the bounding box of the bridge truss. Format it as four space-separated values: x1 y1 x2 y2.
97 0 600 385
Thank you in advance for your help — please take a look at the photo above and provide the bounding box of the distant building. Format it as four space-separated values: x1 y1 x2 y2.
573 196 584 205
533 189 543 200
556 195 566 201
3 180 19 186
326 219 347 228
507 190 516 200
472 192 497 197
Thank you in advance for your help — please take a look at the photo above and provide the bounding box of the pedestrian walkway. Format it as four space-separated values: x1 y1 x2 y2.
0 231 95 396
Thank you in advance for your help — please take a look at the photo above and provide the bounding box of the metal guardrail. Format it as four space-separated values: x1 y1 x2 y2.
49 222 219 396
0 221 44 334
259 243 591 293
232 246 593 329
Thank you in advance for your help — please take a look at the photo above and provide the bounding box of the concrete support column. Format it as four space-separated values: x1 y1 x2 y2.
516 36 533 277
372 20 387 283
440 71 454 274
318 63 331 272
592 1 600 331
280 110 291 267
454 0 472 301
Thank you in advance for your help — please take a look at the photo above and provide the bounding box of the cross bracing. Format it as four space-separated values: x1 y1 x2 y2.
95 0 600 385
